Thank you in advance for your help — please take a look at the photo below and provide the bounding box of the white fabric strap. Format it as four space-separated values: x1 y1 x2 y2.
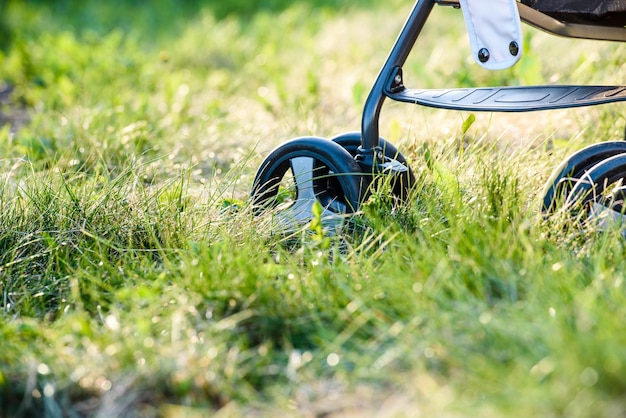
459 0 523 70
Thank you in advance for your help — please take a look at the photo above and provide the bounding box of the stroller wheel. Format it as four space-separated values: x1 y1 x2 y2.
251 137 364 227
541 141 626 214
565 153 626 232
330 132 415 201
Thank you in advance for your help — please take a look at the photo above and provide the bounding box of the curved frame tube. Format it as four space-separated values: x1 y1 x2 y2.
360 0 435 151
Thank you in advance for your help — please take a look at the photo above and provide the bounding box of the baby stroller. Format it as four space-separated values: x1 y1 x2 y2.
250 0 626 228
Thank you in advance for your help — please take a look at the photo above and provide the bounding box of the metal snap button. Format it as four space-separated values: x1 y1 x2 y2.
478 48 490 63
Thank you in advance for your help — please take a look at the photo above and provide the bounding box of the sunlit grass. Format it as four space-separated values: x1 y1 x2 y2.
1 0 626 416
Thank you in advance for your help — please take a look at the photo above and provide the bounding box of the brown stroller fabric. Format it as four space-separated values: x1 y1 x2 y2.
521 0 626 26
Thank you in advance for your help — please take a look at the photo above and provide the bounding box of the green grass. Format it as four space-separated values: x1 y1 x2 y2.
2 0 626 416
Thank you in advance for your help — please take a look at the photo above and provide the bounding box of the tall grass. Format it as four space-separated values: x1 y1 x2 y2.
1 0 626 416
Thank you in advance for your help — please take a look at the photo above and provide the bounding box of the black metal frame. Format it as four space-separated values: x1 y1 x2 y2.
356 0 626 170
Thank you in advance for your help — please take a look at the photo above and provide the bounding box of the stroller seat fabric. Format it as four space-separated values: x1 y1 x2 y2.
460 0 523 70
521 0 626 27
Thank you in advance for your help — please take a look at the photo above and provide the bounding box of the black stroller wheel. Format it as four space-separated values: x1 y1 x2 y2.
330 132 415 201
541 141 626 214
565 153 626 229
251 137 365 225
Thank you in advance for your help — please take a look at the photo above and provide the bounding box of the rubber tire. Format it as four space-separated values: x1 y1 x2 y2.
566 153 626 213
542 141 626 214
251 137 365 215
329 132 415 200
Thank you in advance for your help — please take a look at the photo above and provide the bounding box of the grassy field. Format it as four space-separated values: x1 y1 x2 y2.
2 0 626 416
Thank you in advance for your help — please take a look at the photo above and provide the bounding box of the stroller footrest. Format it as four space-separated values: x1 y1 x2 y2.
387 85 626 112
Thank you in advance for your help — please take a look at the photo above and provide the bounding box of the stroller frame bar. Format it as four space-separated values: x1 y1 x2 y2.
359 0 626 153
360 0 434 154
